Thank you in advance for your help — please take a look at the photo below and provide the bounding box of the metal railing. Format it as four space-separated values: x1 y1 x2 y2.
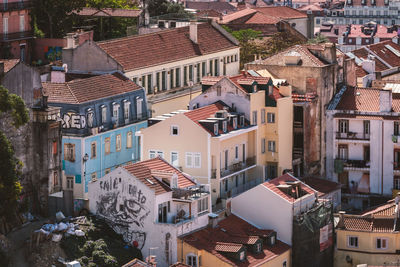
336 131 370 140
220 177 263 199
211 156 256 179
340 159 370 168
0 1 32 12
0 31 33 42
172 185 209 200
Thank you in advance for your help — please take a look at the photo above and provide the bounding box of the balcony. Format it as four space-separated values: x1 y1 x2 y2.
336 132 369 141
211 156 256 179
0 1 32 12
0 31 34 42
220 177 263 200
172 184 209 200
337 159 370 171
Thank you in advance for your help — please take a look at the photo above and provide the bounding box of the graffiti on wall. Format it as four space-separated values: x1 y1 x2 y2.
60 112 95 129
95 176 150 249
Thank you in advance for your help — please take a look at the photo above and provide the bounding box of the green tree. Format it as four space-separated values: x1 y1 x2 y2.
147 0 189 17
308 34 329 44
0 86 29 220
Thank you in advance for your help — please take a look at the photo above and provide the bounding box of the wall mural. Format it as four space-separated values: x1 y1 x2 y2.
60 112 94 129
95 176 150 250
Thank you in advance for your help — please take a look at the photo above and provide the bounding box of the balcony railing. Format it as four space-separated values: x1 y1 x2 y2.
0 1 32 12
211 156 256 179
341 159 370 168
394 162 400 170
157 215 195 225
336 132 369 140
220 177 263 199
172 185 209 200
0 31 34 42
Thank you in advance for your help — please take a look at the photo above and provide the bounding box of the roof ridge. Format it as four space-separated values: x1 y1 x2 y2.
65 83 79 104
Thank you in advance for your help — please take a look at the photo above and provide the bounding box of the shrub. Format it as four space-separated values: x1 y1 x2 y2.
93 239 108 252
82 240 95 256
79 256 89 265
92 250 107 264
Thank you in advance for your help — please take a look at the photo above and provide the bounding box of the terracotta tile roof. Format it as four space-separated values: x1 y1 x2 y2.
255 6 308 19
301 177 341 197
349 0 388 7
97 23 238 72
170 263 190 267
185 1 237 13
341 216 396 233
72 7 142 17
219 8 258 24
361 200 396 217
183 102 225 135
262 173 316 203
44 73 142 104
298 4 324 11
245 11 281 24
229 235 260 245
196 9 223 18
121 258 148 267
367 40 400 69
2 59 20 73
180 215 290 267
123 157 196 195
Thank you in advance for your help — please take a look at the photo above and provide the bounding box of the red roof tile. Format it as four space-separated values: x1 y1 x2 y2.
301 177 341 197
263 173 316 203
72 7 141 17
123 157 196 195
220 8 258 24
2 59 20 73
170 263 190 267
122 259 148 267
180 215 290 267
185 1 237 13
341 216 396 233
245 12 280 24
44 73 142 104
97 22 238 72
255 6 308 19
349 0 388 7
183 102 225 134
361 200 396 217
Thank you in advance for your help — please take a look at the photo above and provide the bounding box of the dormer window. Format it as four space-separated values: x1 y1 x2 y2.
233 117 238 129
270 235 275 245
87 108 94 128
255 243 262 253
384 0 389 5
240 116 244 127
101 105 107 124
252 84 257 92
123 100 131 121
112 102 120 125
223 121 227 133
239 251 245 261
214 123 219 135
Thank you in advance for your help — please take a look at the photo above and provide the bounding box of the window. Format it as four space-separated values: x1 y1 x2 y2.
338 144 348 160
252 111 257 125
189 65 193 83
87 110 94 128
176 68 181 87
198 197 208 215
127 131 132 148
395 121 400 135
91 172 97 181
150 150 163 159
184 66 188 86
105 168 111 175
395 177 400 190
147 74 153 94
364 146 370 161
196 63 200 83
224 150 228 170
267 112 275 123
186 152 200 168
124 101 130 121
162 71 167 91
363 120 370 136
339 119 349 133
233 117 238 129
268 141 276 152
240 116 244 127
171 152 179 167
235 145 239 160
261 109 266 123
3 17 8 34
112 103 120 125
339 172 349 189
222 121 227 133
101 105 107 124
158 202 168 223
348 236 358 248
202 61 206 77
91 142 96 158
53 171 59 186
266 163 278 179
105 138 111 155
170 68 174 88
214 123 219 135
214 59 219 76
239 251 245 261
242 143 246 162
19 15 24 32
186 254 197 267
171 125 179 136
376 238 388 249
64 143 75 162
116 134 122 152
136 98 143 120
66 176 74 190
261 138 266 154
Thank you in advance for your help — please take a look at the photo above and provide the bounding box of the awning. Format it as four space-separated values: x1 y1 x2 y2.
357 174 370 193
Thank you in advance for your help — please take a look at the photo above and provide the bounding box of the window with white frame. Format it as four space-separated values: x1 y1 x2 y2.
394 177 400 190
105 137 111 155
66 176 74 190
214 123 219 135
233 117 238 129
101 105 107 123
376 238 388 249
261 109 265 123
116 134 122 151
348 236 358 248
150 150 163 159
186 254 197 267
127 131 132 148
252 111 257 125
171 125 179 136
239 251 245 261
268 141 276 152
235 145 239 160
267 112 275 123
186 152 201 168
223 121 227 133
198 197 208 215
91 141 97 158
261 138 266 154
124 101 130 121
339 119 349 133
171 152 179 167
136 98 143 119
112 103 120 124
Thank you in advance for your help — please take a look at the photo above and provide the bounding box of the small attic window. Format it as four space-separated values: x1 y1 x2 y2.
214 123 219 135
239 251 245 261
223 121 227 133
233 117 238 129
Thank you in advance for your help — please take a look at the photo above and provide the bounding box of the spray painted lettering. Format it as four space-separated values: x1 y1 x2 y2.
100 177 147 204
61 113 87 129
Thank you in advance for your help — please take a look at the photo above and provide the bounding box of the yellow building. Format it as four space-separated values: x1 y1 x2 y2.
335 198 400 267
189 72 293 180
178 214 291 267
136 102 260 210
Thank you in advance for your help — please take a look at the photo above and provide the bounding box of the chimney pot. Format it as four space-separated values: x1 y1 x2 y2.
190 21 198 44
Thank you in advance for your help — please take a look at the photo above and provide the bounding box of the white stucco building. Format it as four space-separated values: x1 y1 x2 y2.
326 86 400 210
88 157 211 267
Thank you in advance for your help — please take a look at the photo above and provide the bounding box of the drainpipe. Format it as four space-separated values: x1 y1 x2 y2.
382 120 384 195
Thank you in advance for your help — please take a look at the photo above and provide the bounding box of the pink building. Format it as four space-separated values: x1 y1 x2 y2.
0 0 33 62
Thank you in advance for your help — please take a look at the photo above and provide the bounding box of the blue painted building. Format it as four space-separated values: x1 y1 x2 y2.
43 72 147 199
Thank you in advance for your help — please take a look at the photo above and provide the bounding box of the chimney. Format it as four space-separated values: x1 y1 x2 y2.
337 211 346 229
0 61 4 76
379 89 392 112
66 33 77 49
375 71 382 81
190 21 198 44
361 55 375 74
208 213 218 228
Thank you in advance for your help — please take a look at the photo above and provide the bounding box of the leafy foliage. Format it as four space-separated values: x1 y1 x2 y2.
308 34 329 44
148 0 189 17
0 86 29 220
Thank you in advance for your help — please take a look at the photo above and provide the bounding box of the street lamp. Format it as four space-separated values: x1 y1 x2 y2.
83 153 89 178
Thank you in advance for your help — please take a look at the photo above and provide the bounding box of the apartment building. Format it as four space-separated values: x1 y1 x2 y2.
246 43 339 176
326 86 400 210
62 20 240 117
231 173 334 267
178 215 291 267
43 71 147 200
136 102 260 210
0 0 33 61
335 197 400 267
189 71 293 180
88 157 211 267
